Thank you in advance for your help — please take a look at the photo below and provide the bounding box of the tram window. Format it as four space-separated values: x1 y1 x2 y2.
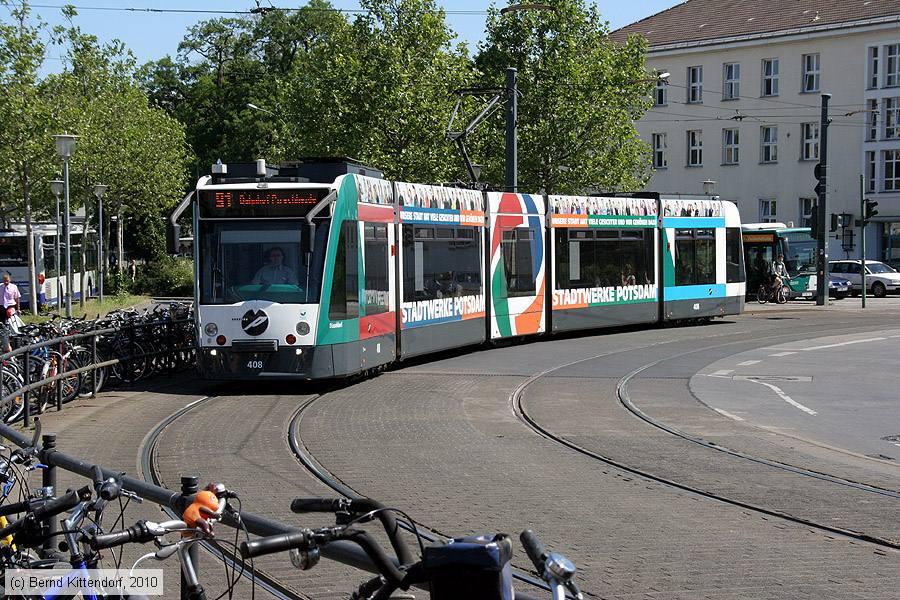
414 227 433 239
402 224 481 302
555 228 655 289
501 228 536 297
726 227 745 283
675 228 716 286
364 224 390 316
328 220 359 320
435 227 455 240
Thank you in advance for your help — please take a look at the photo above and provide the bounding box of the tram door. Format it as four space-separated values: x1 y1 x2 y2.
487 192 546 340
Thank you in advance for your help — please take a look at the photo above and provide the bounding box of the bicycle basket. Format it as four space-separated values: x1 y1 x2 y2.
423 533 513 600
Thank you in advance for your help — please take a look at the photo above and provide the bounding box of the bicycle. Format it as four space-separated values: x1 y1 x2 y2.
756 277 789 304
240 496 584 600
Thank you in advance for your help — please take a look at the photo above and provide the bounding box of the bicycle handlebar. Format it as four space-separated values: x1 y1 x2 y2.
520 530 547 574
290 497 414 566
240 530 311 559
0 488 84 538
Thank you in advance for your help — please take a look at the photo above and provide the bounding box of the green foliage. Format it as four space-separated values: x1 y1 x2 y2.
133 257 194 297
473 0 652 194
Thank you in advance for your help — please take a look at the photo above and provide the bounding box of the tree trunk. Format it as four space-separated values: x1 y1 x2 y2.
116 204 124 274
23 165 38 316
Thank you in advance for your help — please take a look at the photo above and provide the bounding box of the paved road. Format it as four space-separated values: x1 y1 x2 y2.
22 307 900 599
693 329 900 461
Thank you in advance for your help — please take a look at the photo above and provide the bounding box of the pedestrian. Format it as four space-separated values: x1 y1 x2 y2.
129 259 137 283
0 272 21 353
109 252 118 271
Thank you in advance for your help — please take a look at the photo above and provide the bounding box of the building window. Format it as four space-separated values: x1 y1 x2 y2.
801 122 819 160
722 128 739 164
652 133 667 168
887 44 900 87
760 125 777 163
762 58 779 96
687 130 703 166
687 66 703 103
886 150 900 191
885 97 900 139
869 47 879 89
654 73 668 106
867 151 877 193
867 99 879 141
802 53 820 92
759 199 777 223
799 198 815 228
723 63 740 100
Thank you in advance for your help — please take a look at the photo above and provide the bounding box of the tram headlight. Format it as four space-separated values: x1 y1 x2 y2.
204 322 219 336
296 322 310 336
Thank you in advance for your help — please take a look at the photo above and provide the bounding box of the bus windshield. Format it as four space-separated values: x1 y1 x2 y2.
200 220 330 305
783 234 816 273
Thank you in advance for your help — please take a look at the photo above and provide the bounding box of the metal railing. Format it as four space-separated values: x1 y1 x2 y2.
0 317 195 427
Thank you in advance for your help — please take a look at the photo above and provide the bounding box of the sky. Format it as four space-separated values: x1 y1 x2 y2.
5 0 681 71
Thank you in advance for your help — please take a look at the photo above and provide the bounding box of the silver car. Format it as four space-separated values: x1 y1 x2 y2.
828 260 900 298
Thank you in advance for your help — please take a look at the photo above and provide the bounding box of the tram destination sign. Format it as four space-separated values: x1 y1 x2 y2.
199 188 330 218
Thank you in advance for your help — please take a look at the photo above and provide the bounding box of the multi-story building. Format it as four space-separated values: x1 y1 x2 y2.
612 0 900 264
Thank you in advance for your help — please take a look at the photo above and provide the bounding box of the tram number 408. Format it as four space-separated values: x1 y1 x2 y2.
246 360 264 370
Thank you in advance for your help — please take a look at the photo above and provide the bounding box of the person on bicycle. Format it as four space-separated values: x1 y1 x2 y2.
770 254 790 291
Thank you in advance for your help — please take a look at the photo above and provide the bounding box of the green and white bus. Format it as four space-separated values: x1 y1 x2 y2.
742 223 817 299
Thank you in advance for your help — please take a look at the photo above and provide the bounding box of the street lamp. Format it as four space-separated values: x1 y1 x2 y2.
93 184 107 304
702 179 716 196
246 103 287 126
49 179 64 311
52 133 77 318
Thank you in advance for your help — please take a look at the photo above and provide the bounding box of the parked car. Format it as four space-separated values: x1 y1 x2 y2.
828 260 900 297
828 273 851 299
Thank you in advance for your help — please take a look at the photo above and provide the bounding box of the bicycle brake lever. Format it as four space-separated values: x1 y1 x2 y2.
155 543 180 560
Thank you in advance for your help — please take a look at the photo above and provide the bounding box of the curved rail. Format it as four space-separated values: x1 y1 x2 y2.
509 325 900 551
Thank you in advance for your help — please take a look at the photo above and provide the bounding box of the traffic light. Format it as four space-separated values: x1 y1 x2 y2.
830 213 839 232
809 203 819 238
865 199 879 222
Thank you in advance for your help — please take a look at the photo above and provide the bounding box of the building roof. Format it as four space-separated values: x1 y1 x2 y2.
609 0 900 48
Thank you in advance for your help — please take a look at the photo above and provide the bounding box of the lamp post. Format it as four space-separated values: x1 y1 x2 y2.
93 184 107 304
52 134 77 318
49 179 64 311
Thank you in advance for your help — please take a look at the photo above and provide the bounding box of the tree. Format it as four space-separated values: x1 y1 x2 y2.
44 15 189 269
0 1 55 314
473 0 652 194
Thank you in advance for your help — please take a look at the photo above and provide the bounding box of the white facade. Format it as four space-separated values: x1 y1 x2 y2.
637 20 900 263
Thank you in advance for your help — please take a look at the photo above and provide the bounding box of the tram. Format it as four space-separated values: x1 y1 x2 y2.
173 159 745 379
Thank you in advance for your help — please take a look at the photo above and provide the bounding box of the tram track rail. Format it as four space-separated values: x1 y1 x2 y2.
510 322 900 552
139 394 312 600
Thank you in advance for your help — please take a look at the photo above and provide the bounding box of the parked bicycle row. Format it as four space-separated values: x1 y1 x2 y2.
0 302 195 424
0 419 579 600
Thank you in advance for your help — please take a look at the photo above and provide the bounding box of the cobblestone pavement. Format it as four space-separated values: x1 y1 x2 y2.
15 310 900 599
11 380 280 599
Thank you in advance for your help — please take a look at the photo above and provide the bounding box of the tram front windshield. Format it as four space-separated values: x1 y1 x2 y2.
200 220 329 305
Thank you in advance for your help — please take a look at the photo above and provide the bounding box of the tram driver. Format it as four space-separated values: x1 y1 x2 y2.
252 246 298 286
